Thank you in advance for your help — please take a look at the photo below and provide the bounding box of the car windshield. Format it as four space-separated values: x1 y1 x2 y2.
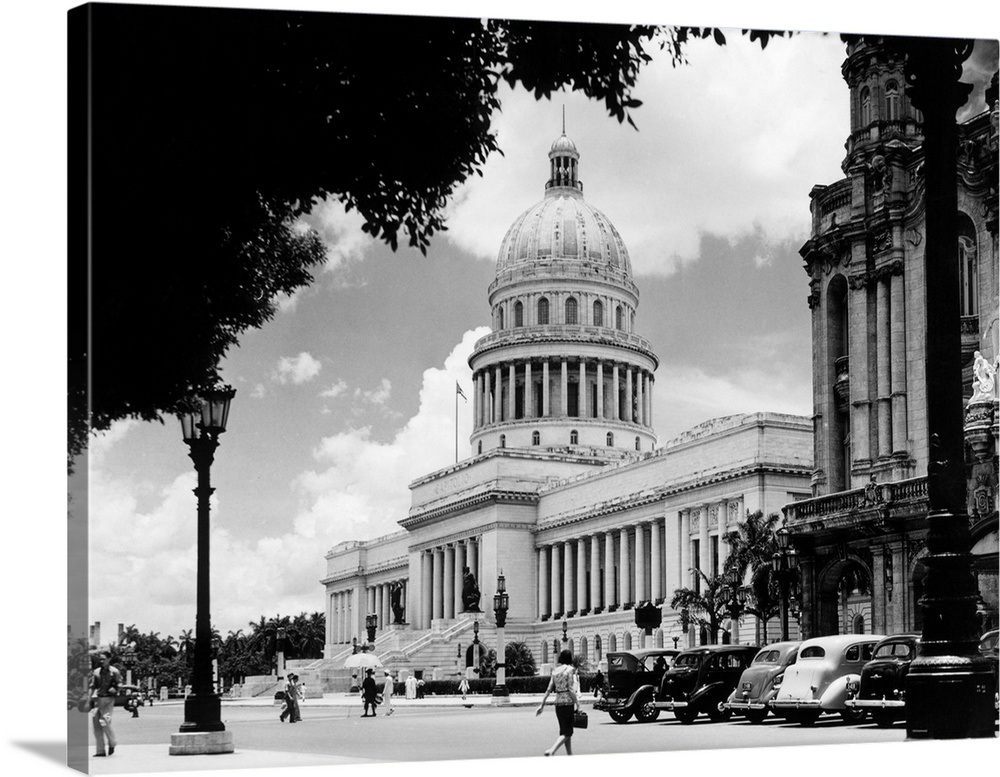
874 642 913 660
800 646 825 659
753 649 781 664
673 653 702 668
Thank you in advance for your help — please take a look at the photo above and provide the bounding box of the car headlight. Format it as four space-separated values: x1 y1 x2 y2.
772 674 783 688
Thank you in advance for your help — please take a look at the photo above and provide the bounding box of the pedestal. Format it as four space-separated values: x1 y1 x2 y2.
491 686 510 706
169 730 235 756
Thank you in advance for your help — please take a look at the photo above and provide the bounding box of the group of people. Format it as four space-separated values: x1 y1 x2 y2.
279 673 304 723
360 667 395 716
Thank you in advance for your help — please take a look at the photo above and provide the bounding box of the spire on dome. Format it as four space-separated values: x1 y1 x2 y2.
546 111 582 194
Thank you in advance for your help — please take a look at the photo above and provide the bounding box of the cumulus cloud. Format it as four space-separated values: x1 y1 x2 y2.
320 379 349 399
355 378 392 406
274 352 322 385
87 328 490 636
299 199 374 272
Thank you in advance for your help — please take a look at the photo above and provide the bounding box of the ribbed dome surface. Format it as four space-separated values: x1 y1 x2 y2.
495 193 632 276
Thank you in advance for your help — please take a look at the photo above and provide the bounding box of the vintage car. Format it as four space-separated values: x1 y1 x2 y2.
652 644 758 723
771 633 883 725
844 633 919 727
723 641 800 723
593 648 679 723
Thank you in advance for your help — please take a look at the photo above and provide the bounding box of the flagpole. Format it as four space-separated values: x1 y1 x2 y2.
455 386 459 464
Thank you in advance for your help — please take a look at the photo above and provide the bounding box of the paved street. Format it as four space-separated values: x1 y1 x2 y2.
79 697 942 774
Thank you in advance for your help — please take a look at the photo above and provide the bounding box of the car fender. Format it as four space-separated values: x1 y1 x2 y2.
626 684 657 709
689 681 729 709
819 674 857 710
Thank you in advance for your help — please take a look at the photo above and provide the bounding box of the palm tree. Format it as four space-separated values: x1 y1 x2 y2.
723 510 782 643
670 570 729 644
178 629 196 667
504 641 537 677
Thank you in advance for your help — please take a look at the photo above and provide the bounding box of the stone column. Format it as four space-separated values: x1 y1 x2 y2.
563 541 575 615
495 365 503 423
876 277 892 458
697 506 710 583
484 369 492 425
576 537 588 614
648 375 654 429
473 372 480 429
849 280 871 471
619 527 631 608
680 509 692 589
625 368 634 423
421 550 433 629
634 523 647 602
604 531 617 611
664 512 679 597
596 361 604 418
612 363 620 420
550 544 563 617
579 360 587 418
651 518 662 603
718 500 730 574
542 360 551 417
432 547 444 621
508 362 516 420
525 361 533 418
538 546 550 620
443 545 455 619
636 371 644 426
455 541 466 613
590 535 602 613
560 360 568 417
890 270 908 452
367 586 375 617
467 537 478 590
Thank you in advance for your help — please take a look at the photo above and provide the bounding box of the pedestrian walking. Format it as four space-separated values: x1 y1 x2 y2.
90 652 122 758
361 669 379 717
535 649 579 756
280 674 301 723
593 668 605 700
382 671 395 716
458 676 470 701
404 674 417 699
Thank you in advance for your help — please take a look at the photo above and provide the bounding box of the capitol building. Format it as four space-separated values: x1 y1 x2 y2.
318 127 814 674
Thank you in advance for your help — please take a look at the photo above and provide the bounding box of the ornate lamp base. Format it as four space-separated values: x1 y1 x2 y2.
491 685 510 705
169 731 235 755
906 654 996 739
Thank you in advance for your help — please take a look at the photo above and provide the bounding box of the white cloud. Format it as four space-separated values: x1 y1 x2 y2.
354 378 392 406
320 379 349 399
274 352 322 385
300 198 374 271
445 33 848 276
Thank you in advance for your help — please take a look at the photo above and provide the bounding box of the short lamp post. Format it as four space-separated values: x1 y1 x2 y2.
172 386 235 755
365 613 378 645
771 527 799 642
470 619 481 679
720 569 749 645
679 606 691 649
492 573 510 704
561 618 568 647
276 627 287 680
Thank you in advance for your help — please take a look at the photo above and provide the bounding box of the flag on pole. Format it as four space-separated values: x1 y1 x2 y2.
456 382 467 401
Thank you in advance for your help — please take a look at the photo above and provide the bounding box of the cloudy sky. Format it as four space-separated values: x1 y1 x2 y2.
65 4 1000 643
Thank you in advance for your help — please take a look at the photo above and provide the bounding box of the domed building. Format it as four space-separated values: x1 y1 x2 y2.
314 131 813 688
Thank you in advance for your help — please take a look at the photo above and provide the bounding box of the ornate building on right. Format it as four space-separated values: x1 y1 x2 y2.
784 38 999 638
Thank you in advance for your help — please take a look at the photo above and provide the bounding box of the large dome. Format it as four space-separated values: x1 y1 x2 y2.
495 194 633 277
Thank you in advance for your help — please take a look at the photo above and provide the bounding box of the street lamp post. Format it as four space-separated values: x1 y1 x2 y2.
679 606 691 649
365 613 378 645
276 627 287 681
471 619 481 679
720 569 748 645
771 528 799 642
171 386 235 756
561 618 568 648
492 573 510 704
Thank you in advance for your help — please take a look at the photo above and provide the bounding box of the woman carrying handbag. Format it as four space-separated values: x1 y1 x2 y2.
535 649 579 756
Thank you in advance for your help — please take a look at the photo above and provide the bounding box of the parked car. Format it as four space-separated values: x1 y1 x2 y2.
652 644 758 723
594 648 678 723
723 641 801 723
844 633 919 727
771 633 883 725
980 629 999 715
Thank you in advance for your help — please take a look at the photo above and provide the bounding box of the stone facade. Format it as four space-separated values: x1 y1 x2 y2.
787 39 999 637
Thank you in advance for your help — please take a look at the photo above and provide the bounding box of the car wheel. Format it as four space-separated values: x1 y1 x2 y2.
608 709 632 724
674 708 697 724
634 696 660 723
707 700 732 723
840 707 866 725
871 710 896 728
744 708 768 724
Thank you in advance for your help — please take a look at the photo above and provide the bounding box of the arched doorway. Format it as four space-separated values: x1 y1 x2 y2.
817 556 873 636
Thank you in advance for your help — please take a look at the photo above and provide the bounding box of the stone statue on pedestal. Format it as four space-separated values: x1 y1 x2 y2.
461 567 481 612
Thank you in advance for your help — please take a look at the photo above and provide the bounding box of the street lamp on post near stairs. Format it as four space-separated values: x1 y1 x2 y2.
719 569 748 645
771 527 799 642
492 573 510 704
170 386 236 756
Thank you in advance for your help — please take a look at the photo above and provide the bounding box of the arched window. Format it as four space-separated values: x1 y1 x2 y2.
477 441 482 455
541 640 549 664
630 312 635 332
635 436 641 451
538 297 549 325
860 86 872 126
499 434 506 449
885 80 900 121
565 297 578 325
514 300 523 327
608 634 617 653
498 306 505 330
958 214 978 317
595 634 602 660
623 632 632 650
606 432 614 446
615 306 623 330
852 614 866 634
570 430 579 445
532 430 540 446
593 300 603 327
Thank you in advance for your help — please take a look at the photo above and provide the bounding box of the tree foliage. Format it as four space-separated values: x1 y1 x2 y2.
670 569 730 644
69 5 663 465
722 510 783 642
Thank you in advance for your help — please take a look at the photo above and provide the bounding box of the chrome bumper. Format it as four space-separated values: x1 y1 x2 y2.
724 700 767 711
845 698 905 710
771 699 822 710
651 700 688 710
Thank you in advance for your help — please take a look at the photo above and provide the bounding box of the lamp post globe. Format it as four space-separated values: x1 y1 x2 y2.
170 386 235 756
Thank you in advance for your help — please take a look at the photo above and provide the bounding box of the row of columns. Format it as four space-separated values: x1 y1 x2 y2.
417 536 483 630
473 358 653 429
537 497 744 620
329 589 355 645
365 579 407 633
